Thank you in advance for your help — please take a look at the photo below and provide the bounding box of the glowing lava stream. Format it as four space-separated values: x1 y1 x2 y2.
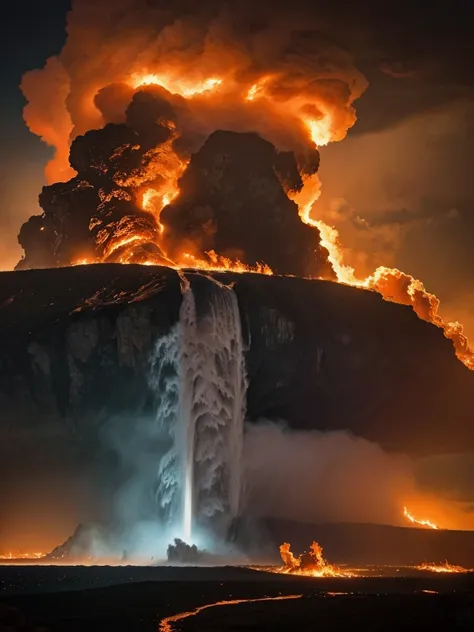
403 507 438 530
159 595 302 632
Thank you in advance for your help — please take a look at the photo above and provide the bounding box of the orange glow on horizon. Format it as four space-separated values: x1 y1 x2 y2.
0 551 46 560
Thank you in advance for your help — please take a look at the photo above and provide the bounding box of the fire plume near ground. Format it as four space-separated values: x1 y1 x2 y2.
275 541 350 578
257 541 472 578
15 0 474 370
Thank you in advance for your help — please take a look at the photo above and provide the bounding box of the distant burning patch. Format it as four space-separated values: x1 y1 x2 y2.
0 551 46 561
416 561 469 574
275 541 351 578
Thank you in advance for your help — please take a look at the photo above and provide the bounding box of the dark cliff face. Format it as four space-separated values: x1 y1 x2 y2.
0 264 471 458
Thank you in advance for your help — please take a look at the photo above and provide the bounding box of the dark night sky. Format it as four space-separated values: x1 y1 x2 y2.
1 1 70 265
1 0 474 333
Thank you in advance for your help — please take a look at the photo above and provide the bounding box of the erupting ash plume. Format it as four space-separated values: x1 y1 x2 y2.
17 0 474 368
17 0 365 277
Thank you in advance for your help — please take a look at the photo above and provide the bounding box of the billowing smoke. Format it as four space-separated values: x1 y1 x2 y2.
21 0 366 181
17 0 367 276
366 267 474 369
243 421 474 530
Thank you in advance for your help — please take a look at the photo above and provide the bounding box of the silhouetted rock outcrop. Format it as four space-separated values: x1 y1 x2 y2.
161 131 333 278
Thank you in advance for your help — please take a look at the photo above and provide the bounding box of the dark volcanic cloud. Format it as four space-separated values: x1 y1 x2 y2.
3 0 474 329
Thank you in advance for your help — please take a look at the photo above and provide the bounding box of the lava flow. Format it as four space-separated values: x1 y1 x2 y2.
159 595 302 632
275 541 350 578
403 507 438 530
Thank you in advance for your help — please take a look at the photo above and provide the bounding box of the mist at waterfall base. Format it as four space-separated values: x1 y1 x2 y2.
41 275 474 565
59 418 474 564
58 274 247 564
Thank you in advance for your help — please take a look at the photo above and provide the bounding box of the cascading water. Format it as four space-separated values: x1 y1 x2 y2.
151 273 247 542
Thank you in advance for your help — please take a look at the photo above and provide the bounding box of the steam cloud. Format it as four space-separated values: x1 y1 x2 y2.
242 421 474 530
45 417 474 563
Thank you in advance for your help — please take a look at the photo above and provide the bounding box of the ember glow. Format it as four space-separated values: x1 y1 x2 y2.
416 561 469 574
403 507 438 530
292 174 474 369
274 541 351 578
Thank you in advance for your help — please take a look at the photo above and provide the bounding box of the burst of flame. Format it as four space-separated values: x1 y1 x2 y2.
416 561 469 573
130 73 222 98
403 507 438 530
273 541 351 578
305 116 333 147
72 257 92 266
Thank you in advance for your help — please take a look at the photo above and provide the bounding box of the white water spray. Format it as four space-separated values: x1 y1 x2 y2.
151 274 247 542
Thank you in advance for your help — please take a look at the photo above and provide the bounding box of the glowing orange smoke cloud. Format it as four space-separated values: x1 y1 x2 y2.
19 1 474 371
403 507 438 530
292 173 474 370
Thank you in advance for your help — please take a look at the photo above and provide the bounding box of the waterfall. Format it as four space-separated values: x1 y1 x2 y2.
150 274 247 541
